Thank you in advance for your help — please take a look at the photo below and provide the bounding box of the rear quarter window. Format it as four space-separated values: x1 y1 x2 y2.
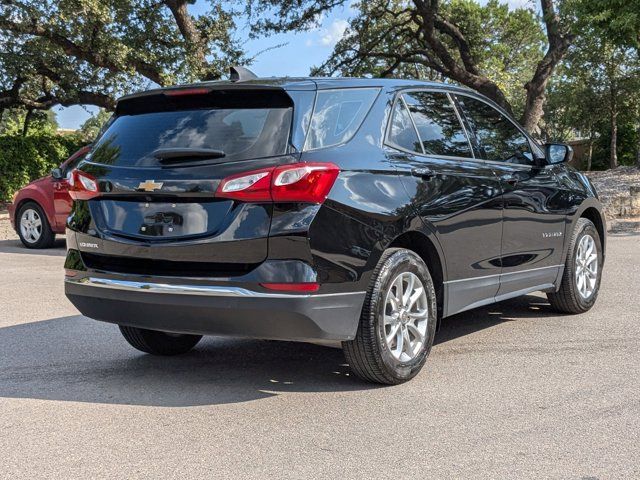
304 88 379 150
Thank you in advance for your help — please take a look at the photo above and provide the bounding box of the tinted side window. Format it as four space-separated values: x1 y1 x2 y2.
457 95 532 164
387 99 422 153
304 88 379 150
403 91 471 158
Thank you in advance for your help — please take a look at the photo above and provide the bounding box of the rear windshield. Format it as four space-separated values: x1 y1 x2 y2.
89 102 292 167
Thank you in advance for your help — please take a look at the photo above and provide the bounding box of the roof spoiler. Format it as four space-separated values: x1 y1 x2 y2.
229 66 258 82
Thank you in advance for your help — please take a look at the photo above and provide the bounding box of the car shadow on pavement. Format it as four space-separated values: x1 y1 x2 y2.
0 315 374 407
0 294 556 407
0 238 66 256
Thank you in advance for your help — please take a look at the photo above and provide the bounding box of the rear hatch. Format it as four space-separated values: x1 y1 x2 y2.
73 87 307 275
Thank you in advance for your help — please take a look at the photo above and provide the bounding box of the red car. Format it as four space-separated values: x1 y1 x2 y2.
9 146 90 248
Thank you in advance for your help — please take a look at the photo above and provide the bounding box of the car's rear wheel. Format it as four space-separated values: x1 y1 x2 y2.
547 218 602 313
343 248 437 385
119 325 202 355
17 202 55 249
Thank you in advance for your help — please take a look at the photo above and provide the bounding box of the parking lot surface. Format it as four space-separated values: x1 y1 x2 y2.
0 234 638 479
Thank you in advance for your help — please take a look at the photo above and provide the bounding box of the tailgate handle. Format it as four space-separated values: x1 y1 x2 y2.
411 167 435 179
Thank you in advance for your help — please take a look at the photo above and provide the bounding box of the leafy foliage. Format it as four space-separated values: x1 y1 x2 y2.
0 133 85 202
0 0 245 111
78 108 112 142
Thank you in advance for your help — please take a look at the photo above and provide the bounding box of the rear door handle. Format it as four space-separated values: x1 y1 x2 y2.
411 167 435 179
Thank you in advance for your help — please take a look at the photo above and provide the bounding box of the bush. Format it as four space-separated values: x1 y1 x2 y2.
0 134 86 202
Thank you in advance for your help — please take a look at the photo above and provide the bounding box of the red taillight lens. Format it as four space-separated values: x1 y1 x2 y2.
272 163 340 203
260 282 320 292
69 169 99 200
215 162 339 204
216 167 273 202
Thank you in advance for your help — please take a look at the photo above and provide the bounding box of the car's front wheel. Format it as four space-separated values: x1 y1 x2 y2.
119 325 202 355
547 218 603 313
17 202 55 249
343 248 437 385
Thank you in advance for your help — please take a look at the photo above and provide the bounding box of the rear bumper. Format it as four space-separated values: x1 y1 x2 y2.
65 276 365 342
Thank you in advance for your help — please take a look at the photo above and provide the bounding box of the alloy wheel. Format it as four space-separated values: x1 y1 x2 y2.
575 233 598 299
383 271 429 362
20 208 42 244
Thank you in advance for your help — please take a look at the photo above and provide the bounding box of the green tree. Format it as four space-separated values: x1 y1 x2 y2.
0 0 245 113
302 0 572 134
569 0 640 50
79 109 112 142
544 33 640 169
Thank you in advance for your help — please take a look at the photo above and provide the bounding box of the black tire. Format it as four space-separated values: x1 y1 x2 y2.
547 218 603 314
119 325 202 355
16 201 55 249
343 248 437 385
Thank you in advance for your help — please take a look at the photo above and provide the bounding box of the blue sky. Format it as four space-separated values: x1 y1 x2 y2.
56 0 531 129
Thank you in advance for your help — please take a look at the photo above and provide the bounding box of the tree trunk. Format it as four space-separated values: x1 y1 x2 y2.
610 93 618 170
519 0 573 134
636 123 640 168
587 136 594 172
164 0 210 78
522 80 548 135
22 108 33 137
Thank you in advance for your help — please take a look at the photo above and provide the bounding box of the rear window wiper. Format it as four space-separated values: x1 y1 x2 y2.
152 148 226 164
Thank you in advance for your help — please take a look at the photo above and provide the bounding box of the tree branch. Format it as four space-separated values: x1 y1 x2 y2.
0 17 165 85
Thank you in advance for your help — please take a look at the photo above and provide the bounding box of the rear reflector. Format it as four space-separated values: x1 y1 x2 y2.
216 162 339 203
260 283 320 292
69 169 99 200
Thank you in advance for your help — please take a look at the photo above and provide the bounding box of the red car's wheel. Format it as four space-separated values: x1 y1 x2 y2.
16 201 55 249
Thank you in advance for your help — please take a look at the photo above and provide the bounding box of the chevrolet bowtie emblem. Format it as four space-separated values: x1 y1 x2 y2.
137 180 163 192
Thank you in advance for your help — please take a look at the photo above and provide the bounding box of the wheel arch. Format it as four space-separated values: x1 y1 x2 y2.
580 206 606 256
387 230 446 323
567 198 606 261
13 191 55 231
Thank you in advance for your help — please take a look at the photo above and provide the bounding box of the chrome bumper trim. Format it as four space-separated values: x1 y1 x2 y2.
65 276 364 299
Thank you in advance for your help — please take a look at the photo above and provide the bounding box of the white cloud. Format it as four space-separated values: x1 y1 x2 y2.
306 19 349 47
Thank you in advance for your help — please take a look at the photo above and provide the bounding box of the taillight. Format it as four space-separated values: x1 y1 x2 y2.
69 169 99 200
215 162 339 204
272 163 340 203
216 167 273 202
164 87 210 96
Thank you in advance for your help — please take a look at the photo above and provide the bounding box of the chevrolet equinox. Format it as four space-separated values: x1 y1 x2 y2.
64 73 606 384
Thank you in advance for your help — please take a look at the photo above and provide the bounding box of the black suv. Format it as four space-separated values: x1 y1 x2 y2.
64 75 606 384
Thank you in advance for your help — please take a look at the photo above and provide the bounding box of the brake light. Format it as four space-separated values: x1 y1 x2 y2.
215 162 339 203
164 88 210 96
69 169 99 200
260 282 320 292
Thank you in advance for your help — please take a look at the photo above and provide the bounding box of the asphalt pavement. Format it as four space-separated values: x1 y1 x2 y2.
0 234 638 479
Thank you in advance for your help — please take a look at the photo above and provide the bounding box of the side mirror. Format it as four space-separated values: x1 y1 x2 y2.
51 168 63 180
545 143 573 165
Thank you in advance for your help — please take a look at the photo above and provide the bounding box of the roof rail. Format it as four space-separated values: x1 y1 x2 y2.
229 66 258 82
